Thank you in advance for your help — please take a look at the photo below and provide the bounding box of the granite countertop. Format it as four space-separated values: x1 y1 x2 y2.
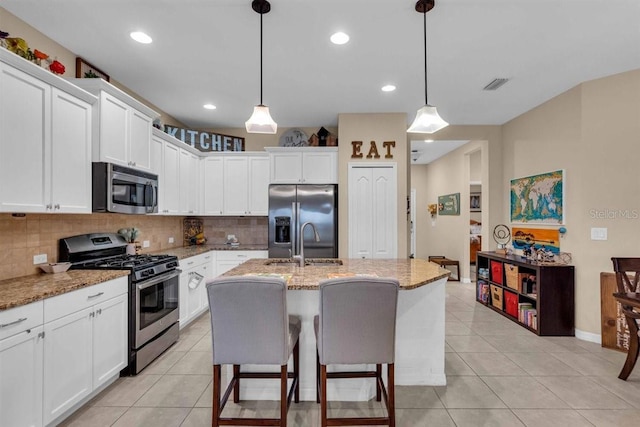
0 270 130 311
221 258 451 290
161 244 268 260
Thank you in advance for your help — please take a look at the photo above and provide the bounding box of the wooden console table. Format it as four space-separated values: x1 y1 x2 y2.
428 256 460 281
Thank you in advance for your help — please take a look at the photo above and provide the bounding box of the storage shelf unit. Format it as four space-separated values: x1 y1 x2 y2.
476 251 575 336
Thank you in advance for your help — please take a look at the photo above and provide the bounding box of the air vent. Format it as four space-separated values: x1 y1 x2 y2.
483 78 510 91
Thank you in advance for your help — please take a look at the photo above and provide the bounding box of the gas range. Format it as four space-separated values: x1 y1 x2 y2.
73 254 179 282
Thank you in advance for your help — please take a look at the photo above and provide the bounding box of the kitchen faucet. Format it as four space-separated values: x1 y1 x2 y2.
293 222 320 267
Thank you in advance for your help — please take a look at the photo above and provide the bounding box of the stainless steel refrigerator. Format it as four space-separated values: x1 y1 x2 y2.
268 184 338 258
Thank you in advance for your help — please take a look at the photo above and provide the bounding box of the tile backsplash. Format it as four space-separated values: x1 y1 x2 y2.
0 214 267 281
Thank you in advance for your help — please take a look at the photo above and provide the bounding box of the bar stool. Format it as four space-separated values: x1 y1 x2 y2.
206 276 300 426
314 277 399 427
611 257 640 380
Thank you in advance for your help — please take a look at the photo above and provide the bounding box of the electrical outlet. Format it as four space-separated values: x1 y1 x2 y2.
591 227 608 241
33 254 47 264
143 240 150 248
168 237 174 244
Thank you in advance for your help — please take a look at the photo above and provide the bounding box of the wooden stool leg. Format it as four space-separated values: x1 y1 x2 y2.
212 365 221 427
281 365 288 427
293 340 300 403
316 350 320 403
233 364 240 403
376 364 382 401
388 363 395 427
321 364 328 427
619 317 640 380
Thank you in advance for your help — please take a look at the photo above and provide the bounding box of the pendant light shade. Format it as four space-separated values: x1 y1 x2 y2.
245 104 277 134
246 0 277 134
408 0 448 134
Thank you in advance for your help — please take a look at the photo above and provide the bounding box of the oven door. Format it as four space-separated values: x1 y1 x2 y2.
135 269 180 348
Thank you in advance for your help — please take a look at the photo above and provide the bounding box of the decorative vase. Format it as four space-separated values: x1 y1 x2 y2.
126 243 136 255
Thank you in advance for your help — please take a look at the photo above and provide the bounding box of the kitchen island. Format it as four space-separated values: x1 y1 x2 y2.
220 258 450 401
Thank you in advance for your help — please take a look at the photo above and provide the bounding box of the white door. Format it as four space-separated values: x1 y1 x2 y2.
92 293 128 389
348 164 397 259
223 156 249 215
129 109 153 171
203 156 224 215
0 63 50 212
51 87 92 213
0 326 44 427
43 307 93 425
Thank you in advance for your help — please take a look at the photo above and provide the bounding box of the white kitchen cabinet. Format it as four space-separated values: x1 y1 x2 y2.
179 252 216 328
0 57 95 213
160 140 181 215
216 250 268 276
0 301 44 427
223 156 249 215
202 156 224 215
70 78 158 173
267 147 338 184
42 277 128 426
247 155 270 215
179 148 199 215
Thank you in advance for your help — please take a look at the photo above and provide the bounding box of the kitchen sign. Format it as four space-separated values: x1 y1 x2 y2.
351 140 396 159
164 126 245 152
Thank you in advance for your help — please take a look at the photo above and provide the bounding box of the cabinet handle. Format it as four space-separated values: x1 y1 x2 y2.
90 312 95 318
38 331 45 339
0 317 27 328
88 292 104 299
46 204 52 210
54 204 60 210
96 309 102 315
186 261 194 266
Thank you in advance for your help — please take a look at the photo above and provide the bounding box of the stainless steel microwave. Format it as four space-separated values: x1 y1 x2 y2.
92 162 158 214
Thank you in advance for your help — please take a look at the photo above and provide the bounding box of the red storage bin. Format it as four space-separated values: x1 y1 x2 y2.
504 290 518 318
490 260 503 285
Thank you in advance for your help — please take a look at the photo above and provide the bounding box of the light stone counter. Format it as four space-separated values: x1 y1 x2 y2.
219 258 450 401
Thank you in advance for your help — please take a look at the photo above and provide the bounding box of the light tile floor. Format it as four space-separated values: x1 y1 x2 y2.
61 280 640 426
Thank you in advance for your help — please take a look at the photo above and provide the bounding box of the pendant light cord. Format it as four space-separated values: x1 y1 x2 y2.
260 11 264 105
423 10 428 106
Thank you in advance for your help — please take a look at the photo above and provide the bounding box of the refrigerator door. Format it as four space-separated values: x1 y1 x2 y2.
297 185 337 258
268 185 296 258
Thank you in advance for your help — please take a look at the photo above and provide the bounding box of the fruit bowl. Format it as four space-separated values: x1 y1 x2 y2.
39 262 71 274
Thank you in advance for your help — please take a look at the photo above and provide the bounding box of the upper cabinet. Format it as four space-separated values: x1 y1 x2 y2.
70 78 158 173
0 50 96 213
267 147 338 184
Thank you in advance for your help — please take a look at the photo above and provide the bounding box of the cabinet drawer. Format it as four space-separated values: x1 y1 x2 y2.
180 252 215 269
44 277 128 323
216 250 267 261
0 300 43 341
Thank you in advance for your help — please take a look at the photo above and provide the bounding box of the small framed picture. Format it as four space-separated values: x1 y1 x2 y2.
75 57 110 81
470 192 481 212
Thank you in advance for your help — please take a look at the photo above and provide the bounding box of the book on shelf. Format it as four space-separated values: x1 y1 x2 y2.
477 281 489 304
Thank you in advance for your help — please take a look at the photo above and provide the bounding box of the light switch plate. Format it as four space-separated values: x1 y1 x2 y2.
33 254 47 264
143 240 150 248
591 227 608 240
168 237 174 244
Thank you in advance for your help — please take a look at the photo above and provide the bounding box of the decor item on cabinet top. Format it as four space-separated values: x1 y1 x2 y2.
184 217 207 246
0 30 66 74
75 56 109 81
118 227 141 254
308 127 338 147
279 128 308 147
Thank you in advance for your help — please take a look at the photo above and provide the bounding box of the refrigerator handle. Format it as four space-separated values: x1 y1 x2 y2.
296 202 301 255
291 202 298 256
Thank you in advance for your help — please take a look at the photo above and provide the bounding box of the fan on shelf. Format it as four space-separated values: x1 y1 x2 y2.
493 224 511 253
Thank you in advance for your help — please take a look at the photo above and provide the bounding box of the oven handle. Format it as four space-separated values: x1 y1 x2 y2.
136 269 181 291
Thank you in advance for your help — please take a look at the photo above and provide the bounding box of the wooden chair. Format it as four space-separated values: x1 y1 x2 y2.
206 276 300 426
315 277 399 427
611 257 640 380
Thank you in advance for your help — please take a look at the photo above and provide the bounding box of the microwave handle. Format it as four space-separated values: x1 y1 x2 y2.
145 181 157 213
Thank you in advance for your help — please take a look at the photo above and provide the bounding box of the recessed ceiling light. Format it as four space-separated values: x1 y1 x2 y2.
130 31 152 44
425 139 434 143
330 32 349 45
381 85 396 92
203 104 217 110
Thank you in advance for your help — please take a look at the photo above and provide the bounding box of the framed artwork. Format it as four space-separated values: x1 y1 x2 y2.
510 170 564 224
75 57 110 81
470 192 481 212
512 227 560 254
438 193 460 216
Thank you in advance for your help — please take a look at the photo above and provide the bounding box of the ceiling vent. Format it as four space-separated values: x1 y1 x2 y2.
483 78 510 91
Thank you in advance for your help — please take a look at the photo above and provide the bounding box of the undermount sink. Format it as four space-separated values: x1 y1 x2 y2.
265 259 343 267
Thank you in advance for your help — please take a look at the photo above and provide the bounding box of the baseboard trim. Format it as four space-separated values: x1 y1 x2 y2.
575 328 602 344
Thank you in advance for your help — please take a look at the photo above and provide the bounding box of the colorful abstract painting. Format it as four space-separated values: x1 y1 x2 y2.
512 227 560 254
510 170 564 224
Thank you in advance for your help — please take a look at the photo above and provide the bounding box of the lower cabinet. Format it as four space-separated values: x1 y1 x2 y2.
42 277 128 426
216 250 268 276
179 252 216 328
0 320 44 427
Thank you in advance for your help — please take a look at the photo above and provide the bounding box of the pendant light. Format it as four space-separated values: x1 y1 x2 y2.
245 0 277 134
408 0 449 134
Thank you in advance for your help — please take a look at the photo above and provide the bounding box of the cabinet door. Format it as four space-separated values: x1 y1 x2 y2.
43 307 93 425
98 91 129 166
216 260 243 276
178 268 190 326
188 152 199 214
179 149 198 214
202 156 224 215
93 293 128 389
51 87 92 213
0 63 51 212
129 109 153 171
187 267 206 319
270 152 302 183
223 156 249 215
302 151 337 184
162 142 180 214
150 135 163 175
0 326 44 427
247 155 270 215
